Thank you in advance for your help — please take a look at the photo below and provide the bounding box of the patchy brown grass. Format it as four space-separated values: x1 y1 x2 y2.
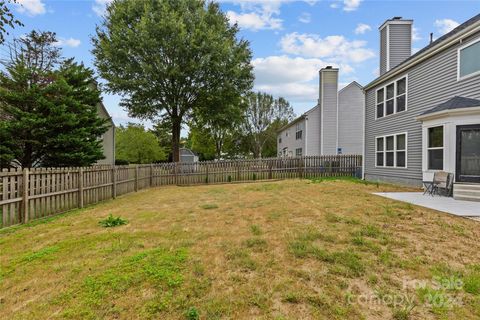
1 178 479 319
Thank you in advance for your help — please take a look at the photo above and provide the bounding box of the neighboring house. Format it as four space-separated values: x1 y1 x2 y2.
180 148 199 163
364 15 480 201
96 101 116 165
277 67 364 157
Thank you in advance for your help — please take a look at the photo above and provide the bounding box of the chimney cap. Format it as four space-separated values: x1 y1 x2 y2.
379 17 413 30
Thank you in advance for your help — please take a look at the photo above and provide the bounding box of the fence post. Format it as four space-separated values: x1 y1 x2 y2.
22 168 29 223
135 165 139 192
78 167 84 208
112 166 117 199
205 162 209 184
150 163 154 187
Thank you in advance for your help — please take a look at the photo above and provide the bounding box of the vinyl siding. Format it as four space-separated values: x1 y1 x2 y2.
389 24 412 70
338 83 364 155
96 103 115 165
365 30 480 186
321 71 338 155
306 106 321 155
277 119 306 157
380 27 387 75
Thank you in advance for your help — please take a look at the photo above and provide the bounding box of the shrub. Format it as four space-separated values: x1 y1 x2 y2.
99 214 128 228
115 159 130 165
185 307 199 320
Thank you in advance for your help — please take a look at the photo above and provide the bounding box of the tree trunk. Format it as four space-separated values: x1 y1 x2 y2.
171 117 181 162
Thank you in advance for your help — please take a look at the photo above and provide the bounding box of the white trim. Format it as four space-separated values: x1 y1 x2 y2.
386 24 390 72
320 76 324 155
375 132 408 169
425 125 445 171
304 116 308 156
379 19 413 31
365 19 480 90
416 105 480 121
335 78 339 154
362 90 366 180
375 74 408 120
457 37 480 81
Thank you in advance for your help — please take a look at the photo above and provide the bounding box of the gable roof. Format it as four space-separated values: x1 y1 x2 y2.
338 81 363 94
420 96 480 116
365 13 480 90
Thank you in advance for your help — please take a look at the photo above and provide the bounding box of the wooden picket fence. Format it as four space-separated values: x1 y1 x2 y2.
0 154 362 229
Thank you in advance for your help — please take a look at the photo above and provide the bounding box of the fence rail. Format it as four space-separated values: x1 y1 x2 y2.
0 154 362 229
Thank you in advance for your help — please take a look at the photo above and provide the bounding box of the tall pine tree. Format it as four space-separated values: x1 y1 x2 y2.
0 31 108 168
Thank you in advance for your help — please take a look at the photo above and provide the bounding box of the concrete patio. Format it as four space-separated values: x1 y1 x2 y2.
373 192 480 218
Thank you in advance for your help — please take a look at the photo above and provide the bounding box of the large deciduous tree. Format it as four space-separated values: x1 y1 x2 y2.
92 0 253 162
242 92 295 158
0 31 108 168
0 0 22 44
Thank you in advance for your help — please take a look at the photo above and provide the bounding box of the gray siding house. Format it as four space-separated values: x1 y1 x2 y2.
364 15 480 200
96 101 116 165
277 67 364 157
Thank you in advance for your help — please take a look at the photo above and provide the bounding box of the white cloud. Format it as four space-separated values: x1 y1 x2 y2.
412 26 422 42
224 0 285 30
343 0 362 11
252 55 352 102
434 18 460 35
16 0 46 16
54 37 81 48
92 0 113 17
280 32 375 64
330 0 362 12
298 12 311 24
354 23 371 35
227 10 282 30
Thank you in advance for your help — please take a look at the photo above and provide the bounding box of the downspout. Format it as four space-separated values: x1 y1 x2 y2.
362 89 366 180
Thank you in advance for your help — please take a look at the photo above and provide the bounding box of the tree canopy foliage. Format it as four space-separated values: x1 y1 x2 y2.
92 0 253 162
242 92 295 158
115 123 166 164
0 0 22 44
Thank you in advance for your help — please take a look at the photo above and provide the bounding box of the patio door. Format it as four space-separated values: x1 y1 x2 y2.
456 124 480 183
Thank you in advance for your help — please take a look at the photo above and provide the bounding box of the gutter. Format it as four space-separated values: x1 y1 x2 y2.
415 105 480 121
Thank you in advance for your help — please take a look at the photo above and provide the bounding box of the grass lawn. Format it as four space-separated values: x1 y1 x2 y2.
1 178 480 319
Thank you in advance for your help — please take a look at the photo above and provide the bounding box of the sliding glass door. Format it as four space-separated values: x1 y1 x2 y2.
456 124 480 183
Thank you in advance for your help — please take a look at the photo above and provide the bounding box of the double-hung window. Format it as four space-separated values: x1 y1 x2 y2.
427 126 444 170
458 38 480 80
295 148 302 157
295 123 303 140
376 133 407 168
375 76 407 118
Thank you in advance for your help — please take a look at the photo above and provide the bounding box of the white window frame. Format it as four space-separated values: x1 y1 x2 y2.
295 123 303 140
375 74 408 120
426 125 445 171
295 148 302 157
375 132 408 168
457 37 480 81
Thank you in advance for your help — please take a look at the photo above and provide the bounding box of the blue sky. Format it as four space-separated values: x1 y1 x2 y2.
5 0 480 131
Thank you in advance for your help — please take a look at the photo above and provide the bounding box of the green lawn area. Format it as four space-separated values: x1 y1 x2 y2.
1 179 479 319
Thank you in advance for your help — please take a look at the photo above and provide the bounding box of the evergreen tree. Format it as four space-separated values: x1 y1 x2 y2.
0 31 108 168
